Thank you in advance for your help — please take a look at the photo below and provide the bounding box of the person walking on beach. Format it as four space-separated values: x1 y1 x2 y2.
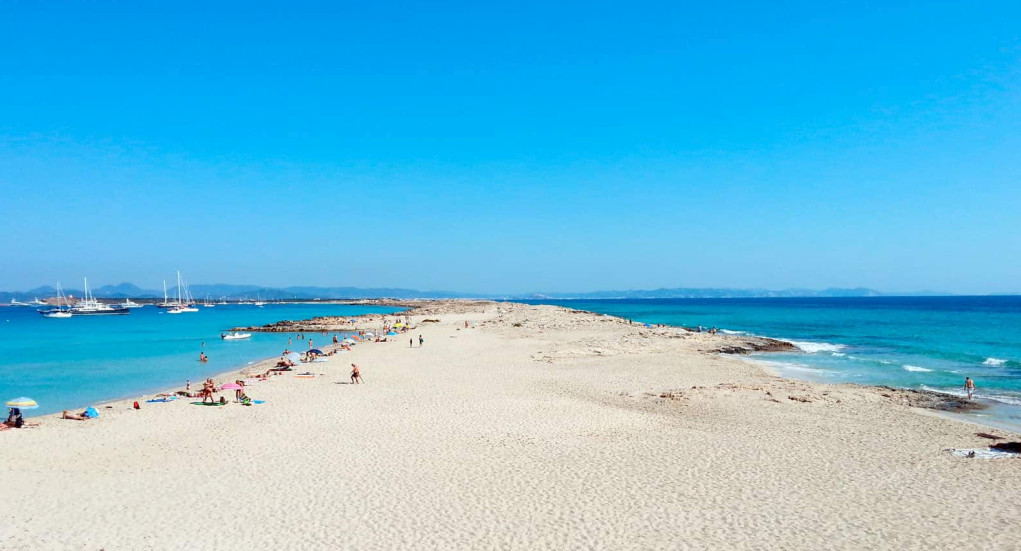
419 335 424 347
965 377 976 399
350 363 362 384
410 338 414 348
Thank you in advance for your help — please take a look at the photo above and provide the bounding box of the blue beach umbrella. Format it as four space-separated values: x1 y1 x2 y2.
84 407 99 418
309 349 324 355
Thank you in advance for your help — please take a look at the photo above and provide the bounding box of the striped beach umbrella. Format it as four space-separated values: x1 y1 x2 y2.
5 397 39 410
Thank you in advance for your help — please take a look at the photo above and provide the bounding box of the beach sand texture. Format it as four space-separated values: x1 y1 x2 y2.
1 302 1018 550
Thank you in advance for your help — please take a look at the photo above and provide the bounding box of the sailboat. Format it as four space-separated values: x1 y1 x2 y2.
178 274 199 312
70 278 129 315
156 280 175 308
157 272 199 312
39 283 72 318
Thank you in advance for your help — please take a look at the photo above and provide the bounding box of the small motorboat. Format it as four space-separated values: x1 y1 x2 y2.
221 332 252 340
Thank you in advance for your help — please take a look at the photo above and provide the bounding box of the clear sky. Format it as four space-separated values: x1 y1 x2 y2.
1 1 1019 294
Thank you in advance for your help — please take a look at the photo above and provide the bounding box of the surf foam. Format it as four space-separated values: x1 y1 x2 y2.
983 357 1007 367
788 340 847 354
903 365 933 372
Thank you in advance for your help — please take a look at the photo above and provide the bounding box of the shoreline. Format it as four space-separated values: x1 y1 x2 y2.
22 310 405 421
15 300 1010 433
3 299 1019 549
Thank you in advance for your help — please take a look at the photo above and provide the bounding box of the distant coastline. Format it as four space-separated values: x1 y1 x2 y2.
1 282 987 304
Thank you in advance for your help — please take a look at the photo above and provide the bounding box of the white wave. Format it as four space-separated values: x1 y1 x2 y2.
982 393 1021 406
748 359 837 375
788 340 847 354
719 329 745 335
983 357 1007 367
903 365 933 372
831 352 846 357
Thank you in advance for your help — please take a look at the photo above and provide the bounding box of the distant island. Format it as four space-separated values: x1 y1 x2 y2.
0 282 952 302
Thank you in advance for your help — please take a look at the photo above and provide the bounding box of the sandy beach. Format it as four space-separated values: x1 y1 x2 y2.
2 301 1019 550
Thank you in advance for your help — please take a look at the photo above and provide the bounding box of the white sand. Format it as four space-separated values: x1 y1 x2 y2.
1 302 1018 550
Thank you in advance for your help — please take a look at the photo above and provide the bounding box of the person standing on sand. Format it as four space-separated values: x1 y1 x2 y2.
965 377 976 399
419 335 424 347
350 363 362 384
410 338 414 348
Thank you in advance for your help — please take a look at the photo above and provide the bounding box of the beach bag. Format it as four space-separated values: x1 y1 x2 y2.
133 401 140 409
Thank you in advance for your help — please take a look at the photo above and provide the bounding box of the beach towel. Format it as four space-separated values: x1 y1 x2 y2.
946 448 1020 459
190 402 227 407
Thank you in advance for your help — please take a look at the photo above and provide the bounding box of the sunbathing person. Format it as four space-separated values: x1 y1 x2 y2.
61 410 89 420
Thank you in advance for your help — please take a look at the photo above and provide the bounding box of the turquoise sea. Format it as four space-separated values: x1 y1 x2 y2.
523 297 1021 431
0 303 401 417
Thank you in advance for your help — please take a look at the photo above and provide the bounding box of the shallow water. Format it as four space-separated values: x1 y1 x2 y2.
0 303 401 416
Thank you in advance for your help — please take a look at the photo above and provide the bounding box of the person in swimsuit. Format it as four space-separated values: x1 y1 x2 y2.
350 363 362 384
965 377 976 399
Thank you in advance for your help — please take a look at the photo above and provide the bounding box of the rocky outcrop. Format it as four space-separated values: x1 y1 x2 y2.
713 337 798 355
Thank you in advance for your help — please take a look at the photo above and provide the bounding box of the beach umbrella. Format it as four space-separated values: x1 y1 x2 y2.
84 407 99 418
386 331 398 336
5 397 38 410
364 332 375 337
221 382 243 390
394 323 404 327
285 352 301 363
309 348 324 355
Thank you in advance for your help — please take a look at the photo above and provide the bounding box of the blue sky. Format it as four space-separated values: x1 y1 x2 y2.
1 1 1019 294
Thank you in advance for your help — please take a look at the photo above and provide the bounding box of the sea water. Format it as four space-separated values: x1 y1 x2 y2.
0 303 401 417
523 297 1021 430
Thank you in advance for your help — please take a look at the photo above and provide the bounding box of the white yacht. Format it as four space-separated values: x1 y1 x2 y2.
40 284 73 318
118 298 145 309
70 278 129 315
